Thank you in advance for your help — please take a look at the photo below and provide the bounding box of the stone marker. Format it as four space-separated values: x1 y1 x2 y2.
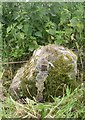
9 44 78 102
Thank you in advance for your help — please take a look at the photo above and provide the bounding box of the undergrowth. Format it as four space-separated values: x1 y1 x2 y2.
1 84 85 119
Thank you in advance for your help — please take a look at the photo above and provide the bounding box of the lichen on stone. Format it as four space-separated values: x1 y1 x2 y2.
8 44 78 102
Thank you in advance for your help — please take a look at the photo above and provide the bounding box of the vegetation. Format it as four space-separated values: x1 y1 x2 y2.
1 85 85 119
2 3 84 61
0 2 85 119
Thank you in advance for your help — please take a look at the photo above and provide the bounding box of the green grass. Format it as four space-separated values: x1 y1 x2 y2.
1 85 85 119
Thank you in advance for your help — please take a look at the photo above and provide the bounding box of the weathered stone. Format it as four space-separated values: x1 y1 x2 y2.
9 44 78 101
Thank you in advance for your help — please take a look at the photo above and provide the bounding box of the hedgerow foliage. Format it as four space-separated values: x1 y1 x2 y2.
2 2 84 62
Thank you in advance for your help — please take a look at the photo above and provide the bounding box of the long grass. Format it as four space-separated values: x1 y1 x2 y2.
1 84 85 119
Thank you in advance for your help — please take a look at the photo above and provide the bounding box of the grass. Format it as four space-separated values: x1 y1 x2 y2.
1 84 85 119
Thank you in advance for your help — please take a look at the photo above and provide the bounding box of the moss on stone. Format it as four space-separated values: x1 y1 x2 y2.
43 57 77 101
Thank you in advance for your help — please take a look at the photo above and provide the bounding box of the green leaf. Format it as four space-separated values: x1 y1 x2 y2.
56 31 65 34
16 32 24 39
70 17 79 27
64 28 73 35
7 26 12 33
77 23 84 31
20 33 24 39
23 24 29 34
11 48 24 58
60 8 71 25
46 29 56 35
55 39 65 45
35 31 42 38
28 41 38 52
17 24 23 29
